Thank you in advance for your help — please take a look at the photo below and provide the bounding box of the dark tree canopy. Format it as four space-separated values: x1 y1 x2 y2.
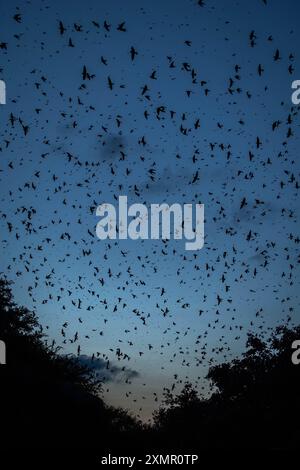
1 277 299 450
0 278 141 450
153 325 300 449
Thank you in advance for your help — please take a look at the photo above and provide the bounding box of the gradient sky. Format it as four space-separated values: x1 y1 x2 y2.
0 0 299 421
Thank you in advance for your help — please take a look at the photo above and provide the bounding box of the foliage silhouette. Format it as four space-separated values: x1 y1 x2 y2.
153 325 300 449
1 277 299 450
0 278 142 449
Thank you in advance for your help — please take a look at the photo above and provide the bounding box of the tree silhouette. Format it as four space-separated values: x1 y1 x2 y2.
153 325 300 449
1 277 299 451
0 278 141 449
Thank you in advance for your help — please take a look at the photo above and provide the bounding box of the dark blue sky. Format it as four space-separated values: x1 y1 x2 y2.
0 0 299 421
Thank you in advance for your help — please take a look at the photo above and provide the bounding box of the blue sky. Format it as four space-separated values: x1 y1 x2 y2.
0 0 300 420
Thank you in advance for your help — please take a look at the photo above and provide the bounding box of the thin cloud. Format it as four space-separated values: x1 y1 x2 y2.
75 354 139 383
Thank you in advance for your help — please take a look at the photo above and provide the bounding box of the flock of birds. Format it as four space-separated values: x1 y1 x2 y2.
0 0 299 420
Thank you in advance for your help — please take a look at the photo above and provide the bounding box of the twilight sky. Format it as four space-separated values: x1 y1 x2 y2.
0 0 299 421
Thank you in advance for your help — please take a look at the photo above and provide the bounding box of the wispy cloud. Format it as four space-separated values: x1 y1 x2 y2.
76 354 139 383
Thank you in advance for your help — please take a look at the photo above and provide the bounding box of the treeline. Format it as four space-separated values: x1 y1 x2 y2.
0 278 299 451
